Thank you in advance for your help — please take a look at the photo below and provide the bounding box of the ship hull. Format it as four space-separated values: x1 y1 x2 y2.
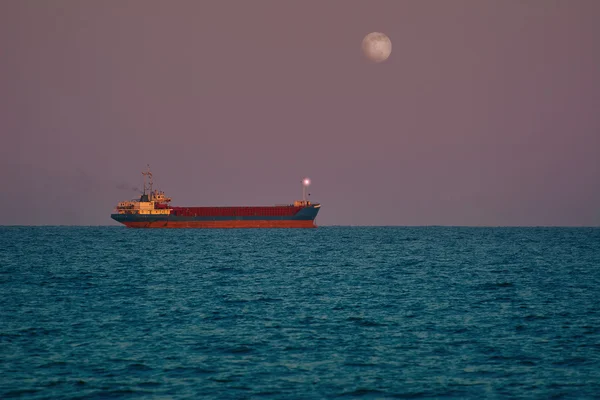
117 220 316 229
111 205 320 229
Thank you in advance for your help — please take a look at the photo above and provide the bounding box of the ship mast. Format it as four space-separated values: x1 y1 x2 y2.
302 177 311 203
142 165 153 195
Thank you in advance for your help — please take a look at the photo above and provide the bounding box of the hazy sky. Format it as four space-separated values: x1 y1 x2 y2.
1 0 599 226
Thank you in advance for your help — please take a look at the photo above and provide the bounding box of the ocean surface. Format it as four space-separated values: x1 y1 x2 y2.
1 226 599 399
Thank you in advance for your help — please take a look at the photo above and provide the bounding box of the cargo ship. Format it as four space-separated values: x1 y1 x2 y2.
111 167 321 228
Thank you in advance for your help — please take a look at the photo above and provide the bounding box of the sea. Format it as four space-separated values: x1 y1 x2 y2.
1 226 599 399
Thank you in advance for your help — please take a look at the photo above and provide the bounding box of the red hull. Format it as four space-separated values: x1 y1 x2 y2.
122 220 317 229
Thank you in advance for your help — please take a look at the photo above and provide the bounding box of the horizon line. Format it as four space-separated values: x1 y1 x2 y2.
1 224 599 228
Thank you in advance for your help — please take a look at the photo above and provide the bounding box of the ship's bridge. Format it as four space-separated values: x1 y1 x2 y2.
115 197 172 215
149 190 171 204
115 189 172 215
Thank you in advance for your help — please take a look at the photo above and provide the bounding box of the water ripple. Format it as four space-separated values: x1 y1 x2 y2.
1 226 599 398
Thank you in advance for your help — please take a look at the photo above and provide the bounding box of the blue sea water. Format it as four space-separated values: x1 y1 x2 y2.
1 226 599 399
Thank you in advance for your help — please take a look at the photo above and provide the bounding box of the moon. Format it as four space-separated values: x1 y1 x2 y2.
362 32 392 63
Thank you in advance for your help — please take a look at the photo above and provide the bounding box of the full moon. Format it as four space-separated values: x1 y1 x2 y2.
362 32 392 63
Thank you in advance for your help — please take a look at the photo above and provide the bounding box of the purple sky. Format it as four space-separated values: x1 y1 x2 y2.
1 1 599 226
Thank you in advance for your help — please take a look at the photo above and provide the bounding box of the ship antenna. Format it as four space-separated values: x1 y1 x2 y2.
142 168 146 195
148 165 153 193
